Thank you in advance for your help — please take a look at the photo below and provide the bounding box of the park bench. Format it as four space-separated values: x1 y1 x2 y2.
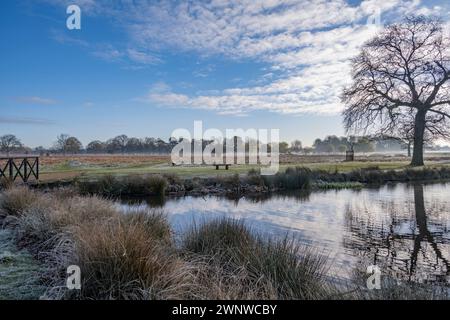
214 164 231 170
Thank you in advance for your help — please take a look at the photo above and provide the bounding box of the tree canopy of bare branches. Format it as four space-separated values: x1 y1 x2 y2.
342 16 450 166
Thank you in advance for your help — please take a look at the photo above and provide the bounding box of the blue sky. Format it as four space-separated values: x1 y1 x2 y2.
1 0 449 148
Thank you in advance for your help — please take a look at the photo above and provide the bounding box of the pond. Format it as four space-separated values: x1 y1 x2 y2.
122 182 450 284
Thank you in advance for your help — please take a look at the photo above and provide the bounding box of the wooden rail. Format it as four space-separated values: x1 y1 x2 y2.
0 157 39 183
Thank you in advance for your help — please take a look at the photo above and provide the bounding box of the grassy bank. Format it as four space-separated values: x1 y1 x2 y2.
68 165 450 198
0 228 45 299
0 186 332 300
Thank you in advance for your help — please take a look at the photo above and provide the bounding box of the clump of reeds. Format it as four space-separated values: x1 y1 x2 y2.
75 174 168 197
182 218 331 300
0 186 41 217
72 214 194 300
262 166 312 190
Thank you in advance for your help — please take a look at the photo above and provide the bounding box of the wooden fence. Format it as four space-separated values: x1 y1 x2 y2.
0 157 39 183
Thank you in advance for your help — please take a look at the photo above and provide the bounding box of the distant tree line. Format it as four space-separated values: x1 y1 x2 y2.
1 133 449 156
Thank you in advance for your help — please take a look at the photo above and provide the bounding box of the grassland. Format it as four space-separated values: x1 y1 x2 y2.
38 153 450 182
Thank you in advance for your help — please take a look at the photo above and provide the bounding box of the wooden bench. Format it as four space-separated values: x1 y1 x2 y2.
214 164 231 170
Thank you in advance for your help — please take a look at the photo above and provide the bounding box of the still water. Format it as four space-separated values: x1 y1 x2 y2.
123 182 450 284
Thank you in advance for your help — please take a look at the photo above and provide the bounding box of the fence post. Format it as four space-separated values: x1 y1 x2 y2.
36 157 39 180
24 158 28 182
8 158 13 181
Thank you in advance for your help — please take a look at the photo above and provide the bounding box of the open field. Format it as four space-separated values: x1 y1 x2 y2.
37 153 450 182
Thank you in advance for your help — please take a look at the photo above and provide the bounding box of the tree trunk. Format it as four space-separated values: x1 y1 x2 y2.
411 109 426 166
407 142 411 157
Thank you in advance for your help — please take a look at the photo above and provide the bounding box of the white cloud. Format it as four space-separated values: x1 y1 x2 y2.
126 49 162 65
15 96 57 105
47 0 450 115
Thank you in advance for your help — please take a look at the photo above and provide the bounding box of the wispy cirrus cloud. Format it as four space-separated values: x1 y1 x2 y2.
14 96 58 105
0 116 55 125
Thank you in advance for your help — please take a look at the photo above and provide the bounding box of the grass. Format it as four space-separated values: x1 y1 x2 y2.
33 162 450 198
37 152 450 182
1 185 449 300
0 228 45 299
72 215 193 299
75 174 168 196
0 186 332 300
182 218 331 299
262 167 312 190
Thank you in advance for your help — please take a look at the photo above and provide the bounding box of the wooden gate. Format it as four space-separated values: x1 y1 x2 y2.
0 157 39 183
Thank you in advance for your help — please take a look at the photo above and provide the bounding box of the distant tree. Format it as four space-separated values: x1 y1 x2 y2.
342 16 450 166
141 137 154 153
65 137 82 154
290 140 303 152
353 137 375 153
338 144 347 153
279 141 290 154
86 140 106 154
34 146 47 155
107 135 128 153
55 134 70 155
0 134 22 156
126 137 142 153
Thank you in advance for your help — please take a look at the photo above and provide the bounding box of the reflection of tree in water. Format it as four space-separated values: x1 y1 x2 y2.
121 189 312 208
239 190 311 204
344 184 450 284
121 194 166 208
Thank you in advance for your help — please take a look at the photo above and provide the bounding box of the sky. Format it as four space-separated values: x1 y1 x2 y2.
1 0 450 148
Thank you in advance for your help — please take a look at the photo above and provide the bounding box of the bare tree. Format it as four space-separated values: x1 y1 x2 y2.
55 134 70 155
342 16 450 166
0 134 22 156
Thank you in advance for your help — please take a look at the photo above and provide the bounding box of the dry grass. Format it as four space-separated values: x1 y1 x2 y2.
72 216 194 299
0 186 333 300
40 154 170 167
75 174 168 197
182 218 331 300
0 186 42 217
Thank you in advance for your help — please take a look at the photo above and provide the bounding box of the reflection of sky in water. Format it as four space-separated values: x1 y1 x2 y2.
122 182 450 283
